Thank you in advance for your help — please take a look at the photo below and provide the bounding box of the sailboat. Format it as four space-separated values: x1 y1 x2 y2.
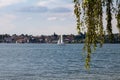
57 35 64 45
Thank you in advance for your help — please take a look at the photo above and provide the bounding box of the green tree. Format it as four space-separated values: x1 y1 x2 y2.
73 0 120 69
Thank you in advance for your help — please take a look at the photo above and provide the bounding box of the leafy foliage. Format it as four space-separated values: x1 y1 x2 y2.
73 0 120 69
116 0 120 33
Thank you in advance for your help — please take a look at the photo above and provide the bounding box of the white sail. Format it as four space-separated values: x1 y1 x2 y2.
57 35 64 45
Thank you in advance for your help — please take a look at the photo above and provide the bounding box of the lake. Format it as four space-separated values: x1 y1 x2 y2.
0 44 120 80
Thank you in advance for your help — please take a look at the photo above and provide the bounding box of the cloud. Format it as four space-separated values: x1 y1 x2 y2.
47 17 57 21
47 16 66 21
37 0 57 7
0 0 26 8
20 6 48 13
36 0 73 14
37 0 73 9
19 6 71 13
50 7 71 13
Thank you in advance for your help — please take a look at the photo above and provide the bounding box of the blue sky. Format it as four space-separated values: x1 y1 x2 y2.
0 0 118 35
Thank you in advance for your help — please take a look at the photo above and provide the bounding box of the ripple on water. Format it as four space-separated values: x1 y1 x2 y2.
0 44 120 80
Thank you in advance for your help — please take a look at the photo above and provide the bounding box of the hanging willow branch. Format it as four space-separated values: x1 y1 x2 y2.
74 0 104 69
84 0 104 69
73 0 119 69
116 0 120 33
106 0 114 42
73 0 81 33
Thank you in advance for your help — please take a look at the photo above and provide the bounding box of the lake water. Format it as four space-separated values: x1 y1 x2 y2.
0 44 120 80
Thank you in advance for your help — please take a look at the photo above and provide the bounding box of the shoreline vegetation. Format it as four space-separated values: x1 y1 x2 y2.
0 33 120 44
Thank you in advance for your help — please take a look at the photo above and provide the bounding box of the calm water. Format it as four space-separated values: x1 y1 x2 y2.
0 44 120 80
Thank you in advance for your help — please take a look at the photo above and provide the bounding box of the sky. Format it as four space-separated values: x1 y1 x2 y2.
0 0 118 35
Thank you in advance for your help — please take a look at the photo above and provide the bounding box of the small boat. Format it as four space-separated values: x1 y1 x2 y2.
57 35 64 45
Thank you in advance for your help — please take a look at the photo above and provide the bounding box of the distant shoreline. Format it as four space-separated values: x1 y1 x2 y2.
0 33 120 43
